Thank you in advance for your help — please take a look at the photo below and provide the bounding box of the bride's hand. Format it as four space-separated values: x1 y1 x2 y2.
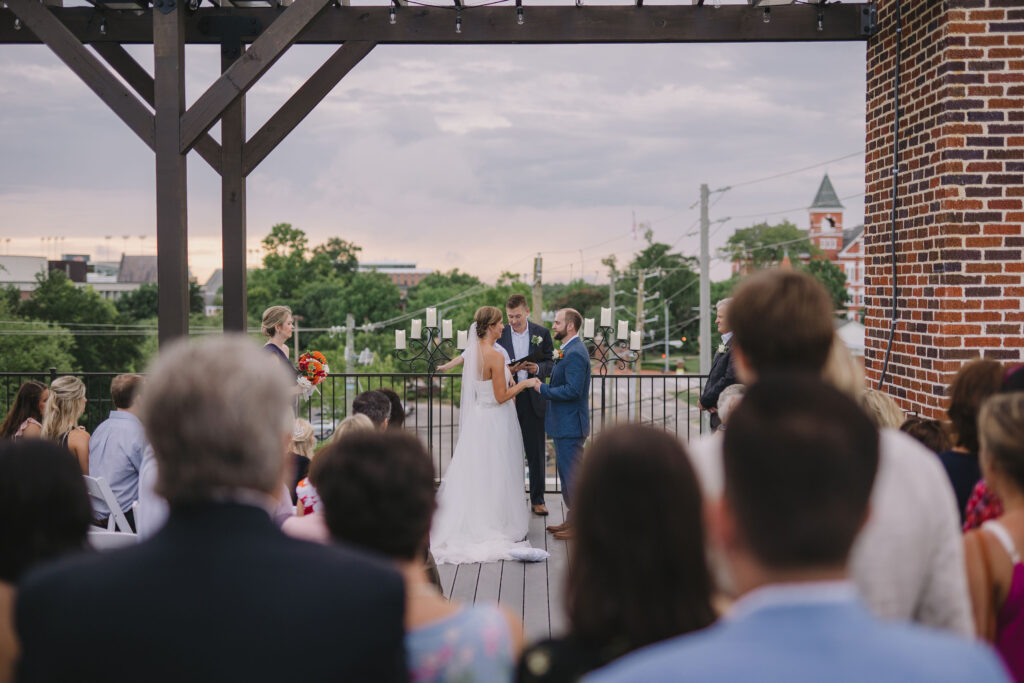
523 377 541 391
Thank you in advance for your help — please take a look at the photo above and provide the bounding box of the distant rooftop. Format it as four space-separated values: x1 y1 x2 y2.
810 173 845 210
118 255 158 284
0 255 47 283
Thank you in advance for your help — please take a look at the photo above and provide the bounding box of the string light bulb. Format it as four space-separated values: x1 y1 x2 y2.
99 18 107 35
817 6 823 31
516 0 523 25
713 0 719 7
389 0 396 24
762 7 770 23
14 17 22 30
455 10 461 33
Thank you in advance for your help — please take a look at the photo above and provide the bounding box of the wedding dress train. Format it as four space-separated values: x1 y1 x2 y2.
430 352 530 565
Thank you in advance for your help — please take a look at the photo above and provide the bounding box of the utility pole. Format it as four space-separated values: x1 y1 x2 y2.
635 269 646 365
664 298 670 373
293 316 300 361
531 254 543 324
699 183 711 432
345 313 355 416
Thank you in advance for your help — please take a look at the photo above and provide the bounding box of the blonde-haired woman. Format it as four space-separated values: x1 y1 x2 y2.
261 305 295 371
41 376 89 473
288 418 316 505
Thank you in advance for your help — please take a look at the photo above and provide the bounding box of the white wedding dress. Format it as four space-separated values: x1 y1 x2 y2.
430 330 530 565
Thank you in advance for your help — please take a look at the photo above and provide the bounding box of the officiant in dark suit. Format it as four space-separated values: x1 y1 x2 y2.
499 294 555 516
699 298 737 432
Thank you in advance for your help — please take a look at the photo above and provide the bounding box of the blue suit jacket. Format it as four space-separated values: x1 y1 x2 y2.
538 336 591 439
587 596 1009 683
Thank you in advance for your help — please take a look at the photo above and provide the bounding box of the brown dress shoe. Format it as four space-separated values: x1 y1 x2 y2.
532 504 549 516
552 528 574 540
546 521 570 533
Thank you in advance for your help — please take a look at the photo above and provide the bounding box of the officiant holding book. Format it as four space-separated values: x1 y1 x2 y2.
499 294 555 516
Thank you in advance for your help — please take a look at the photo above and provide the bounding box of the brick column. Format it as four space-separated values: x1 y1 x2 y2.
864 0 1024 418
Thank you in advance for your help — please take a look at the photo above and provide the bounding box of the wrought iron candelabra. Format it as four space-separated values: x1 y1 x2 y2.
393 309 460 374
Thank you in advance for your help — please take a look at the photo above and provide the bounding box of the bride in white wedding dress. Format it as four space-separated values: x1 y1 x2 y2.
430 306 541 565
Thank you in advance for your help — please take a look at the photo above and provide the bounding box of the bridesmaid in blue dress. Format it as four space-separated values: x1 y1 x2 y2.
261 305 296 372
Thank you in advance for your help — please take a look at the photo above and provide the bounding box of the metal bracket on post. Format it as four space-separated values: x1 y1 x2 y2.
861 2 877 37
153 0 176 16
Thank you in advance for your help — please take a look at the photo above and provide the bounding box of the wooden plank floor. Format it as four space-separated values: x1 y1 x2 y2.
438 494 570 644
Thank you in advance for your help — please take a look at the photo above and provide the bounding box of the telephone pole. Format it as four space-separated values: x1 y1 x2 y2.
664 298 670 373
531 254 543 324
699 183 711 432
635 269 646 366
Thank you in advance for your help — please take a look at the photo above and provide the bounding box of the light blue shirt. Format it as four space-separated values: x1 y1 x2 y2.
88 410 148 515
721 331 733 346
511 325 530 382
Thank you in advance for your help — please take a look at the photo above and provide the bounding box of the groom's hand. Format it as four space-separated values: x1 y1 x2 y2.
520 362 539 375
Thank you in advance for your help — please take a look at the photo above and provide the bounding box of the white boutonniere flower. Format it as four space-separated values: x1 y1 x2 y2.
531 334 542 346
553 347 564 362
717 343 727 354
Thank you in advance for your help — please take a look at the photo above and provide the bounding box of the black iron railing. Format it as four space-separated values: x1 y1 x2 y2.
1 369 708 493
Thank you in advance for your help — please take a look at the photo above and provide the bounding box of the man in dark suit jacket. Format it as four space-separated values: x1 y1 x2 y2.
15 337 407 683
499 294 554 515
699 298 737 431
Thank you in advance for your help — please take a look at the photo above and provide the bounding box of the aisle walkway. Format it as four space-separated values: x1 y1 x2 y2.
437 494 569 643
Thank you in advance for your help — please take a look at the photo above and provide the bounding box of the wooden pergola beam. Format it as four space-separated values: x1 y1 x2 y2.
5 0 154 149
0 4 875 45
243 40 375 176
178 0 335 154
93 42 224 175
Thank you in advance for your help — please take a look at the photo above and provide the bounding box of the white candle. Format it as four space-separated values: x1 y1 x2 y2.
395 329 406 350
426 307 437 328
410 319 422 339
442 319 453 339
617 320 628 341
456 330 468 349
600 307 612 327
583 318 595 338
629 330 642 351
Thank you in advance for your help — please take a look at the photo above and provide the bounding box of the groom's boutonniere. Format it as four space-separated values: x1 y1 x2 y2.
553 347 564 362
531 334 542 346
717 343 727 354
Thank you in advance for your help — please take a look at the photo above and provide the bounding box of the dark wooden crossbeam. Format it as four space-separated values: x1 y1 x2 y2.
0 4 875 45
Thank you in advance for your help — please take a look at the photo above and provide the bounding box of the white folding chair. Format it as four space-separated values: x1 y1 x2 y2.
88 529 139 550
83 475 133 533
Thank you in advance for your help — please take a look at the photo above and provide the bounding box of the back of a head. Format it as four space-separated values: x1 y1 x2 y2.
315 431 436 561
979 393 1024 495
729 270 835 375
378 388 405 430
723 376 879 571
41 376 86 441
138 336 294 505
858 389 906 430
569 424 715 648
0 440 91 583
351 390 391 428
821 333 865 400
327 413 376 446
290 418 316 459
0 380 47 438
110 374 143 410
948 359 1004 456
899 418 952 454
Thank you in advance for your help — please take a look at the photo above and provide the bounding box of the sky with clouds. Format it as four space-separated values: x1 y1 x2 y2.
0 2 868 285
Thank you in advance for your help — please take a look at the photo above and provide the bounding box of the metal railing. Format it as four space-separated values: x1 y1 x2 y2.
1 369 708 493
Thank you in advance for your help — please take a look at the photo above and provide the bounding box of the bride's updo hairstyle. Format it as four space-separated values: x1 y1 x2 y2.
474 306 502 337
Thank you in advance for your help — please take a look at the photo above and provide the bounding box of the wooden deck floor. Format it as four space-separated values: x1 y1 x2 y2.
436 494 570 643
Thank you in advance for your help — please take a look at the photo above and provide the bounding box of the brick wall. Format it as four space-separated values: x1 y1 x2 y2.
864 0 1024 419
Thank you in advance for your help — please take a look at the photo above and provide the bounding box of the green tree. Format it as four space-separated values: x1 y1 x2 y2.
18 270 142 371
801 258 850 312
618 242 701 353
720 220 820 271
310 237 361 280
115 282 205 320
549 279 608 319
297 272 401 329
0 298 77 372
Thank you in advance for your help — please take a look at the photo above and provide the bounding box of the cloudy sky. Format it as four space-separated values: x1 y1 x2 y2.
0 1 867 285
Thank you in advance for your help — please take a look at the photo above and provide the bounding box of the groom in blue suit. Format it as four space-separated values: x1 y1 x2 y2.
535 307 590 540
588 376 1009 683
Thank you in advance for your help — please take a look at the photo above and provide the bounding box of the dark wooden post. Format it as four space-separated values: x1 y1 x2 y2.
154 0 189 344
221 37 248 334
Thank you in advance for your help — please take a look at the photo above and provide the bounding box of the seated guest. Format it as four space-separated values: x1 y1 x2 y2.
687 270 973 634
379 388 406 430
0 440 91 683
288 418 315 504
352 390 392 430
518 425 715 682
964 393 1024 680
715 384 745 431
88 374 147 531
0 381 48 440
14 337 407 683
590 377 1009 683
317 430 523 683
40 376 89 473
858 388 906 429
900 418 952 454
940 360 1004 524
